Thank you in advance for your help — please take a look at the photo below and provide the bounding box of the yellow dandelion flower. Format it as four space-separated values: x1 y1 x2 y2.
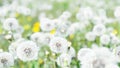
112 29 118 35
69 34 74 40
39 59 44 64
50 29 56 34
32 22 40 32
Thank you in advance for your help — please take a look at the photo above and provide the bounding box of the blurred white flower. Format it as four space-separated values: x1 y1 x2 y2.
85 31 96 41
110 34 120 45
0 52 14 68
56 53 71 67
67 23 80 35
93 24 106 36
55 23 69 37
49 37 69 53
3 18 19 31
42 33 54 45
16 41 39 62
40 18 55 31
114 6 120 18
100 34 110 45
77 48 96 62
30 32 50 46
76 7 94 21
78 47 118 68
16 6 31 16
9 38 26 59
59 11 71 21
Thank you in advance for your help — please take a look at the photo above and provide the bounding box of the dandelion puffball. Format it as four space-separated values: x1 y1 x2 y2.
16 41 39 62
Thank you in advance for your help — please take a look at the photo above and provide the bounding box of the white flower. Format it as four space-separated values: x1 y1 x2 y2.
59 11 71 21
9 38 26 59
49 37 69 53
13 33 22 40
114 6 120 18
56 53 71 67
77 48 96 63
79 47 118 68
0 52 14 68
85 32 96 41
93 24 106 36
110 34 120 45
30 32 43 43
100 34 110 45
76 7 94 20
55 23 69 37
40 18 55 31
67 23 80 35
16 41 39 62
3 18 19 31
42 33 54 45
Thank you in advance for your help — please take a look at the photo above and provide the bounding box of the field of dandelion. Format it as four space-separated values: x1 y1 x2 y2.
1 0 120 68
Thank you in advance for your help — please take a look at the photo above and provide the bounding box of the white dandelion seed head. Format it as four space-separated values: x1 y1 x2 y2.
59 11 71 21
3 18 19 31
13 33 22 40
110 35 120 45
16 41 39 62
0 52 14 68
114 6 120 18
85 31 96 41
77 48 96 63
93 24 106 36
100 34 110 45
40 18 55 31
76 7 94 20
67 23 80 35
49 37 69 53
42 33 54 45
55 23 69 37
56 53 71 67
30 32 47 46
14 26 24 34
80 47 118 68
9 38 26 59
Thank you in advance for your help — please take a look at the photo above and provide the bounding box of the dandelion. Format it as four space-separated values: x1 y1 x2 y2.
3 18 19 31
93 24 106 36
100 34 110 45
49 37 69 53
78 47 118 68
85 31 96 41
114 6 120 18
9 38 25 59
56 53 71 67
0 52 14 68
40 18 55 32
16 41 39 62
